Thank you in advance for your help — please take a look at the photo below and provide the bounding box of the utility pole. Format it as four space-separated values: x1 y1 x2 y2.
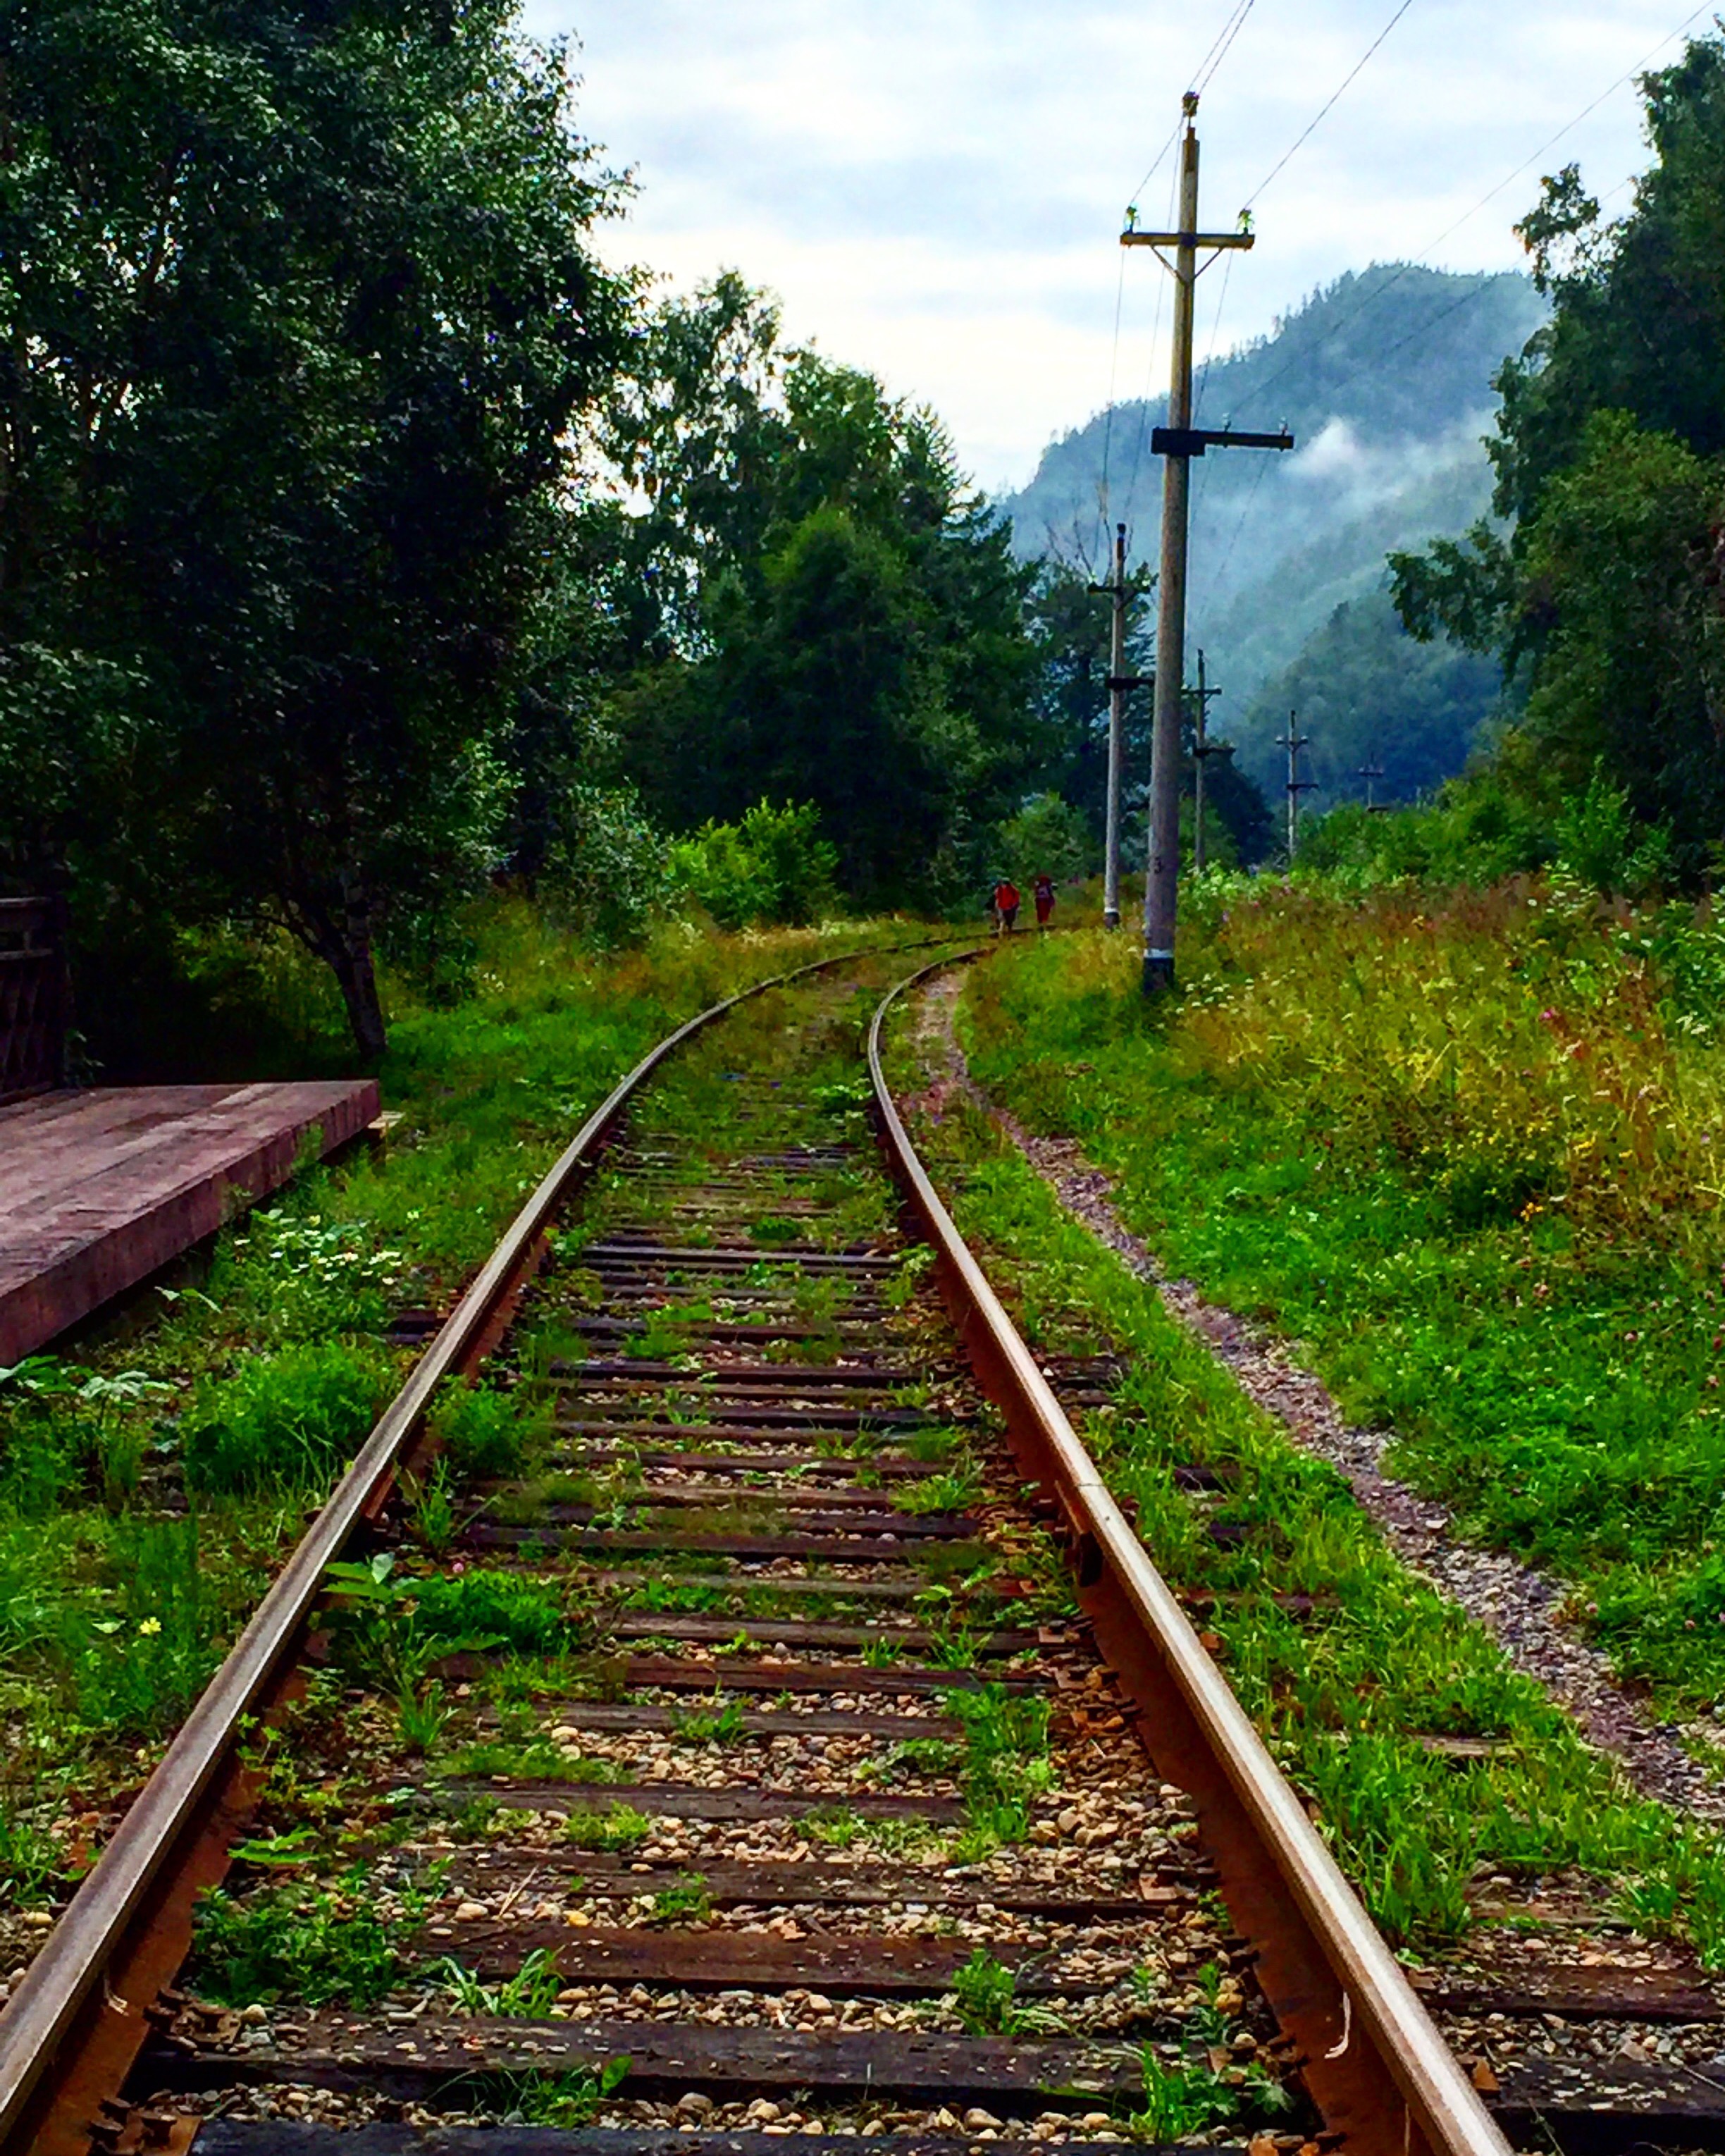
1124 94 1293 994
1189 648 1228 875
1357 759 1386 812
1277 713 1315 863
1088 524 1150 929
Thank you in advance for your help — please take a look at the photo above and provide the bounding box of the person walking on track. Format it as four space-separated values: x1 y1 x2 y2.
991 877 1020 935
1032 874 1055 930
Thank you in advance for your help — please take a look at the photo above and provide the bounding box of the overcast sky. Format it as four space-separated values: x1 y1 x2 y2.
527 0 1707 492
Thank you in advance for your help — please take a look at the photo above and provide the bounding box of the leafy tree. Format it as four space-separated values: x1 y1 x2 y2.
1 0 633 1053
1390 33 1725 874
603 287 1044 906
1020 559 1152 843
994 793 1094 885
1237 590 1502 811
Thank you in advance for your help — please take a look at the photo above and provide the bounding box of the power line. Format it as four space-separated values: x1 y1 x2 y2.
1126 0 1258 207
1240 0 1715 414
1096 245 1129 558
1242 0 1417 211
1121 137 1184 534
1192 0 1258 94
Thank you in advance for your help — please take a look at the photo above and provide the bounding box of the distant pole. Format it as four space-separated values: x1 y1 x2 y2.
1277 713 1314 863
1089 524 1150 929
1142 100 1201 991
1103 524 1127 928
1189 648 1224 875
1358 759 1386 812
1121 96 1280 993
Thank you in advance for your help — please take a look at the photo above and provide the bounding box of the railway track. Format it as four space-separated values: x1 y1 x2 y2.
0 948 1509 2156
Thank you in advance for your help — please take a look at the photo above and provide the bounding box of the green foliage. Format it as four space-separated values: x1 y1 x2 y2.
1296 768 1550 887
564 1804 652 1851
398 1679 452 1756
408 1570 573 1658
649 1873 712 1924
1129 2049 1247 2140
431 1384 538 1482
440 1946 564 2018
944 917 1725 1957
1392 39 1725 879
950 1947 1019 2035
467 2061 630 2127
190 1869 405 2006
540 784 670 947
1239 589 1502 818
1 0 637 1055
943 1682 1051 1850
182 1342 388 1496
669 800 838 928
610 286 1042 907
1552 763 1674 897
671 1697 748 1746
993 792 1093 885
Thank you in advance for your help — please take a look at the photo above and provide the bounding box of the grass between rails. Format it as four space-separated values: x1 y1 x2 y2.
0 907 937 1907
961 887 1725 1723
884 975 1725 1965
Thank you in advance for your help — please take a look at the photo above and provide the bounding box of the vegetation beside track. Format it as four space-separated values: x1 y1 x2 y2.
882 935 1725 1966
958 887 1725 1722
0 911 932 1917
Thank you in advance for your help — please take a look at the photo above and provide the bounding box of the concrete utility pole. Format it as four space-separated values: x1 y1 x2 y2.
1357 759 1386 812
1189 648 1228 875
1123 94 1292 995
1088 524 1150 930
1277 713 1315 863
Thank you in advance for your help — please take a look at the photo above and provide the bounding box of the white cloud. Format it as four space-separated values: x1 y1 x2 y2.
536 0 1696 488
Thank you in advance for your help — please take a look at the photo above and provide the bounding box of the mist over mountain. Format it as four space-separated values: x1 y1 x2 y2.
1002 264 1547 811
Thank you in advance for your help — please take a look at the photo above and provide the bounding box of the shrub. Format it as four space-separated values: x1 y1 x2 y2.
545 783 671 944
190 1871 404 2005
430 1381 537 1479
183 1341 388 1495
407 1568 571 1655
994 791 1094 885
71 1517 221 1734
669 799 837 927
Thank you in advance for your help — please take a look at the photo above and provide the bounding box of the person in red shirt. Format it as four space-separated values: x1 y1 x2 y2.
991 878 1020 934
1032 874 1055 929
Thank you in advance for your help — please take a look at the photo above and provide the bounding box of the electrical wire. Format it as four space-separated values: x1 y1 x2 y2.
1096 246 1129 560
1242 0 1416 211
1241 0 1715 414
1192 0 1258 96
1121 142 1184 536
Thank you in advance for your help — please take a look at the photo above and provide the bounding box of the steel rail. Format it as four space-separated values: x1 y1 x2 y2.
867 956 1511 2156
0 935 962 2156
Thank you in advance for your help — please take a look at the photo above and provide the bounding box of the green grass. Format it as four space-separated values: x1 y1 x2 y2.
0 904 941 1883
188 1866 408 2005
886 944 1725 1961
564 1804 653 1851
963 891 1725 1715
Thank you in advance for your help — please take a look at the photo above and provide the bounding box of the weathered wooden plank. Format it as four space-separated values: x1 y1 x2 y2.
604 1614 1046 1651
0 1080 380 1365
410 1925 1094 1995
466 1525 965 1563
415 1849 1171 1916
1413 1963 1724 2022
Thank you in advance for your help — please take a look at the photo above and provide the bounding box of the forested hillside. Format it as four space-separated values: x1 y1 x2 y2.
1005 266 1545 804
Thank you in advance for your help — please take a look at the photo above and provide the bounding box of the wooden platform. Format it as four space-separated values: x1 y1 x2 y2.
0 1080 381 1365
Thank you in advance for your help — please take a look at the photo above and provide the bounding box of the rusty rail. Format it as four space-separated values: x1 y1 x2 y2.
0 937 958 2156
866 955 1511 2156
